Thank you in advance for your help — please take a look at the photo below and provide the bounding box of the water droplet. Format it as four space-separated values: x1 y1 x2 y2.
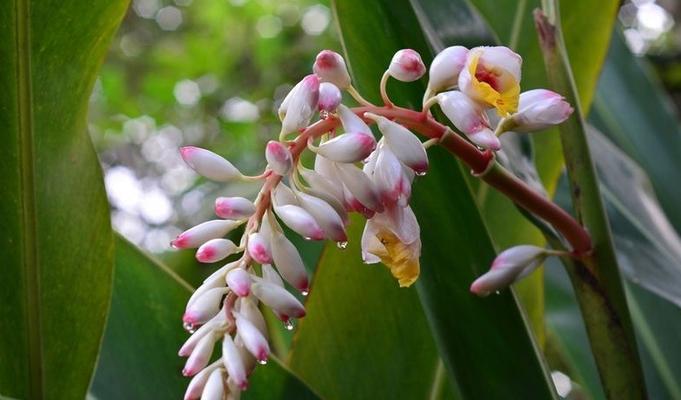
336 241 348 249
416 171 427 176
258 359 268 365
303 236 312 241
301 289 309 296
284 319 295 331
183 321 196 334
319 110 330 119
494 290 501 295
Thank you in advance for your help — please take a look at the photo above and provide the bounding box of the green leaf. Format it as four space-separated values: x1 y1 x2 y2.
0 0 128 397
92 236 319 399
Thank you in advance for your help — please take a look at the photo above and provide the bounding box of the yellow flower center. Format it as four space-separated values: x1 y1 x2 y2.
372 229 420 287
468 51 520 116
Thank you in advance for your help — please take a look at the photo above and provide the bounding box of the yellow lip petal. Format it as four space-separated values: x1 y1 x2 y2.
373 229 420 287
468 52 520 116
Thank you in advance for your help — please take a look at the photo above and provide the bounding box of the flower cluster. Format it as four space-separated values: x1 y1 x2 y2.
172 44 574 399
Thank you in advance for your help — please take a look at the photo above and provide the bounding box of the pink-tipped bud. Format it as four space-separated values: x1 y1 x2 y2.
437 91 500 151
280 74 320 135
226 268 252 297
234 311 270 362
238 297 268 336
221 335 248 391
273 204 324 241
296 191 347 242
337 104 371 134
196 238 239 263
272 182 299 206
334 162 383 213
171 220 242 249
388 49 426 82
427 46 469 93
301 166 345 205
470 245 548 296
201 368 226 400
247 232 272 264
180 146 242 182
183 361 222 400
214 197 256 220
364 113 429 174
261 263 285 288
510 89 573 132
251 282 306 319
372 145 405 207
269 229 310 292
183 287 228 326
182 332 217 377
316 132 376 163
179 313 225 357
313 50 352 89
265 141 292 176
318 82 342 112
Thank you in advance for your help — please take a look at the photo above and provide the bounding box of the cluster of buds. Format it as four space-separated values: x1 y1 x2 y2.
171 44 575 399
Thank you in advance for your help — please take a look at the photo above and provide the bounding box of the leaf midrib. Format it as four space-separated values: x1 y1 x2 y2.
15 0 42 397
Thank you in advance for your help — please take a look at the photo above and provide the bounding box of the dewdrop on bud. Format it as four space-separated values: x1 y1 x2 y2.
437 91 500 151
265 141 292 176
315 133 376 163
318 82 342 112
313 50 351 89
280 74 320 135
215 197 256 220
183 287 228 326
196 238 239 263
251 282 307 320
180 146 243 182
270 229 310 292
171 220 243 249
247 232 272 264
182 332 217 377
201 368 226 400
470 245 549 296
509 89 574 133
427 46 469 93
364 113 428 174
226 268 252 297
388 49 426 82
234 311 270 362
273 203 325 241
296 191 347 242
222 335 248 391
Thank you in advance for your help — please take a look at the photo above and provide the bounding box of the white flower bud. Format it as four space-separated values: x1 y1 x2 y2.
226 268 252 297
296 191 347 242
234 334 257 375
238 296 268 336
179 312 226 357
315 133 376 163
337 104 371 134
196 238 239 263
251 282 306 320
334 162 383 213
318 82 342 112
183 360 222 400
247 232 272 264
261 263 284 288
187 260 241 309
273 204 325 241
364 113 428 174
280 74 320 135
234 311 270 362
183 287 228 326
201 368 226 400
182 331 217 376
214 197 256 220
427 46 469 93
180 146 243 182
388 49 426 82
301 166 345 205
265 140 293 176
372 145 406 206
313 50 352 89
222 335 248 390
437 91 500 151
171 220 243 249
470 245 548 296
270 229 310 292
272 182 299 206
510 89 573 132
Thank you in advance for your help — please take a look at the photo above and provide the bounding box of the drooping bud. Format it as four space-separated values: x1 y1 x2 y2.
221 335 248 390
364 113 428 174
261 263 284 288
233 311 270 363
180 146 243 182
337 104 372 135
179 313 225 357
251 282 306 320
201 368 226 400
238 297 268 336
187 260 241 308
272 203 325 241
470 245 548 296
269 229 310 292
214 197 256 220
280 74 320 135
265 140 293 176
334 162 383 213
182 331 217 376
196 238 239 263
315 133 376 163
247 232 272 264
318 82 342 112
226 268 252 297
427 46 469 93
437 91 501 151
372 145 406 206
296 191 347 242
509 89 573 132
272 182 299 206
183 287 229 326
183 361 222 400
388 49 426 82
299 168 348 222
313 50 352 89
171 220 243 249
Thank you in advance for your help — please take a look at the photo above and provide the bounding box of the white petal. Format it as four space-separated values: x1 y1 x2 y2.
316 132 376 163
180 146 242 182
201 369 226 400
337 104 372 134
428 46 469 92
238 296 268 336
334 162 383 212
183 331 217 376
222 335 248 390
365 113 428 174
273 204 325 241
261 263 284 288
172 220 243 249
296 191 347 242
251 282 306 320
234 311 270 362
270 229 310 292
183 360 222 400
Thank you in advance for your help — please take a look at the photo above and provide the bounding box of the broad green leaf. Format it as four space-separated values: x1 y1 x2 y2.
0 0 128 398
92 236 319 399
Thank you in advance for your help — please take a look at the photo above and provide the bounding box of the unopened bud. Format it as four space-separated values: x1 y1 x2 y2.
179 313 225 357
261 263 285 288
182 331 217 377
470 245 548 296
334 162 383 213
315 132 376 163
247 232 272 264
265 141 293 176
337 104 371 134
296 191 347 242
273 203 324 241
372 145 406 206
270 229 310 292
318 82 342 112
234 311 270 362
201 368 226 400
251 281 306 320
509 89 573 132
183 287 229 326
222 335 248 390
183 361 222 400
280 74 320 135
196 238 239 263
238 297 268 336
388 49 426 82
437 91 500 151
226 268 252 297
215 197 256 220
171 220 242 249
364 113 428 174
180 146 242 182
313 50 352 89
427 46 469 93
